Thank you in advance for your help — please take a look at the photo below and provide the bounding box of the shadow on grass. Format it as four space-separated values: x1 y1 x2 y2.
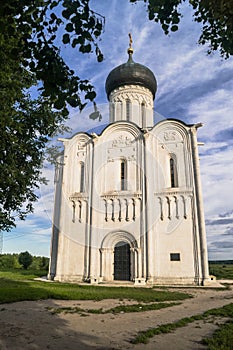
0 276 192 304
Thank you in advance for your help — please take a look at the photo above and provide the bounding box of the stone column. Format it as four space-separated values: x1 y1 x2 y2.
191 125 209 284
86 139 94 281
48 156 64 280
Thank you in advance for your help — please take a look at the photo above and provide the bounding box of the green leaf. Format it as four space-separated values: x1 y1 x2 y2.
54 98 65 110
50 12 57 21
62 33 70 44
80 43 92 53
62 9 71 19
171 25 179 32
97 53 104 62
67 96 79 107
85 91 96 101
65 22 73 32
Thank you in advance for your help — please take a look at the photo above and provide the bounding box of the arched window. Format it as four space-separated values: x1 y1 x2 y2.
120 160 127 191
126 99 131 121
141 102 146 127
170 156 178 188
80 162 85 192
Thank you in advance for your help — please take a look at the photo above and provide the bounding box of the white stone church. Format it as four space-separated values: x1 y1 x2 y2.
49 41 210 285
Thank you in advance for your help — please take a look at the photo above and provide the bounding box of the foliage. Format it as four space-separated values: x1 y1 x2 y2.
0 253 49 271
0 254 20 269
1 0 104 112
0 0 104 231
130 0 233 58
30 256 49 270
18 251 33 269
209 263 233 279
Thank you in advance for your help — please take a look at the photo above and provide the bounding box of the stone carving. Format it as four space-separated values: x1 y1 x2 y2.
112 135 132 148
112 86 153 107
77 139 88 158
107 135 136 162
107 154 136 162
164 131 177 141
77 152 85 158
156 191 193 220
103 195 141 222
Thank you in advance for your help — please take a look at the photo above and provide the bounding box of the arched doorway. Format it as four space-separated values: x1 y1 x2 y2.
114 241 131 281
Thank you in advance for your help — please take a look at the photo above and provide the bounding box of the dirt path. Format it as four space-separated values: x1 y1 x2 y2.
0 284 232 350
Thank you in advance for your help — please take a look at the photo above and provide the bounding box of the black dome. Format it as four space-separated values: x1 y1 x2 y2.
105 52 157 100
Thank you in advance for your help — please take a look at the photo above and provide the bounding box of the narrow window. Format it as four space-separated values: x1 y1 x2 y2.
120 160 127 190
80 162 85 192
170 253 180 261
141 102 146 127
170 156 178 188
126 99 131 121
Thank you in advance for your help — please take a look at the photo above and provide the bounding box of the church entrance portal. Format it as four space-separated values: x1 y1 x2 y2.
114 241 131 281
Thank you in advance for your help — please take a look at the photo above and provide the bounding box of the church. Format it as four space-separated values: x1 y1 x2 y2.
49 38 210 286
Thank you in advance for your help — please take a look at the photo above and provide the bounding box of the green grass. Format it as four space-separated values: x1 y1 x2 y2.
208 263 233 280
48 301 180 315
202 321 233 350
132 315 204 344
0 269 191 304
0 268 48 280
132 303 233 345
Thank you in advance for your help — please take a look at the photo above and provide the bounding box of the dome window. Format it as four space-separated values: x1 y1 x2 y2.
126 99 131 121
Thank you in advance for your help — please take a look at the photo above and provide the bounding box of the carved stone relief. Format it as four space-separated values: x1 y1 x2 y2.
156 190 192 221
102 194 141 222
77 140 87 158
107 135 136 162
111 85 153 107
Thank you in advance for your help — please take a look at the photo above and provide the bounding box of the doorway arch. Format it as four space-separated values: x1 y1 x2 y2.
100 231 137 282
114 241 130 281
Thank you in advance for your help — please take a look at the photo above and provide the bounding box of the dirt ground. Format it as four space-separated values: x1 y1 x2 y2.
0 281 233 350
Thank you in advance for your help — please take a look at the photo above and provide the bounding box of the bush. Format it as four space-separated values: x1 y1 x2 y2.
0 254 20 269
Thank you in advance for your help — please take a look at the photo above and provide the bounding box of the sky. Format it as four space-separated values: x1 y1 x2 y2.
3 0 233 261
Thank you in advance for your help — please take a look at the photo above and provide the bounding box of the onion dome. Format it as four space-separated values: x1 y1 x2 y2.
105 39 157 100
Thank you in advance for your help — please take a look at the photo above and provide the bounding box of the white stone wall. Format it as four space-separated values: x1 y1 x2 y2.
49 107 209 285
109 85 154 128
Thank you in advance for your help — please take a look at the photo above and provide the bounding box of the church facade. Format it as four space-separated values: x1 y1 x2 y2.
49 43 210 285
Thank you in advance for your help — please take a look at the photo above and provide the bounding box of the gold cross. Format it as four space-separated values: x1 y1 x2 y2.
129 33 133 48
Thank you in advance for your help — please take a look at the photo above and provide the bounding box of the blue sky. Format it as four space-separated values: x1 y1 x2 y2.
3 0 233 260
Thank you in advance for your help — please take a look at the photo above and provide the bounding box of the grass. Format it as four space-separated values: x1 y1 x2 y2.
0 268 232 348
202 321 233 349
208 263 233 280
0 269 191 304
48 301 180 315
132 303 233 345
0 268 48 280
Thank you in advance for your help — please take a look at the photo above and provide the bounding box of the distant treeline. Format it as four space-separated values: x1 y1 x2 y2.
0 253 49 271
209 260 233 265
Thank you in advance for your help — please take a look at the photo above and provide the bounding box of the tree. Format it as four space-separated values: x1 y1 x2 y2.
0 253 20 269
1 0 232 232
130 0 233 58
18 251 33 269
0 0 104 231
